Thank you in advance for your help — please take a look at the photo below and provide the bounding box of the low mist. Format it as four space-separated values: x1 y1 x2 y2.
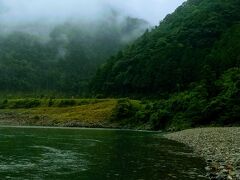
0 0 185 27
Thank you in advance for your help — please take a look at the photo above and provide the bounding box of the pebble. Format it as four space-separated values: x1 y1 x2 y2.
219 166 225 170
205 166 211 171
164 127 240 180
222 169 229 174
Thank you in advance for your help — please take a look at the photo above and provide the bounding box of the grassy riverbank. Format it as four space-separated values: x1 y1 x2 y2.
0 98 147 129
0 99 115 127
165 128 240 180
1 97 239 131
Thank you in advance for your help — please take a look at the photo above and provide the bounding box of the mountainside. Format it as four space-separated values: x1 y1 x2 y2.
91 0 240 96
90 0 240 130
0 14 149 95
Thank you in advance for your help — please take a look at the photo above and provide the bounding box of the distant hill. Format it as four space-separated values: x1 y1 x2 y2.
0 13 149 95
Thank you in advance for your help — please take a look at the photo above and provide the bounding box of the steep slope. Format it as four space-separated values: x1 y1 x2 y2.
91 0 240 96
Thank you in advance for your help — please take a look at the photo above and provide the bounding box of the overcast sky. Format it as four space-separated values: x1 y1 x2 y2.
0 0 186 25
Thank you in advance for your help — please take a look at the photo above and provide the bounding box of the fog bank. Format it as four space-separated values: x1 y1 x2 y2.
0 0 185 25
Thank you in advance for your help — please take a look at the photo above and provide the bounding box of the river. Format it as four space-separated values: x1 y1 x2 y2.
0 127 207 179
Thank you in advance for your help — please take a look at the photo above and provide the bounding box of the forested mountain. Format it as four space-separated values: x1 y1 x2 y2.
0 14 149 95
90 0 240 129
91 0 240 96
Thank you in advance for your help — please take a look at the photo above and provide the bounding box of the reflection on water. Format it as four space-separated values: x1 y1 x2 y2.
0 127 207 179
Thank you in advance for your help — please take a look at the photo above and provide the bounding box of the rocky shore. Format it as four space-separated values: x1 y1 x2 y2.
164 127 240 180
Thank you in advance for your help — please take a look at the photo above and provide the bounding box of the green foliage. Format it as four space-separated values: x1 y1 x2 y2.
48 99 54 107
204 68 240 125
3 99 8 104
58 100 77 107
134 68 240 130
0 98 107 109
0 99 8 109
135 110 149 123
112 99 135 120
149 110 171 130
91 0 240 96
12 99 41 109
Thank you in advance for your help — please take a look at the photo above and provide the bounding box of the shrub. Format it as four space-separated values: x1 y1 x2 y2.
48 98 54 107
33 115 40 120
3 99 8 104
112 99 135 120
150 110 171 130
13 99 41 109
135 110 149 123
58 99 76 107
170 113 192 131
0 99 8 109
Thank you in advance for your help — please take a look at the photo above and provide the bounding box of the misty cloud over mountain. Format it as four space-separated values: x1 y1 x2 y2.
0 0 185 25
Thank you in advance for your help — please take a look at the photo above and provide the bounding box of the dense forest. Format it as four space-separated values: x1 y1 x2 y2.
0 13 148 95
90 0 240 129
91 0 240 96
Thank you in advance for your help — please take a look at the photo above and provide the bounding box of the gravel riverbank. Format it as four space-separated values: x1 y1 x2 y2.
164 127 240 180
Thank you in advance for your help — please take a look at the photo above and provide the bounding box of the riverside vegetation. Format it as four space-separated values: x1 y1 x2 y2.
0 98 118 127
0 98 145 129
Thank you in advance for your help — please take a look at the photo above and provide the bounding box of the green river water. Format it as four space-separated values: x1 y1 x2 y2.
0 127 207 179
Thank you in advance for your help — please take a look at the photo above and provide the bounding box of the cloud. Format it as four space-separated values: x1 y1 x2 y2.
0 0 185 25
108 0 186 24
